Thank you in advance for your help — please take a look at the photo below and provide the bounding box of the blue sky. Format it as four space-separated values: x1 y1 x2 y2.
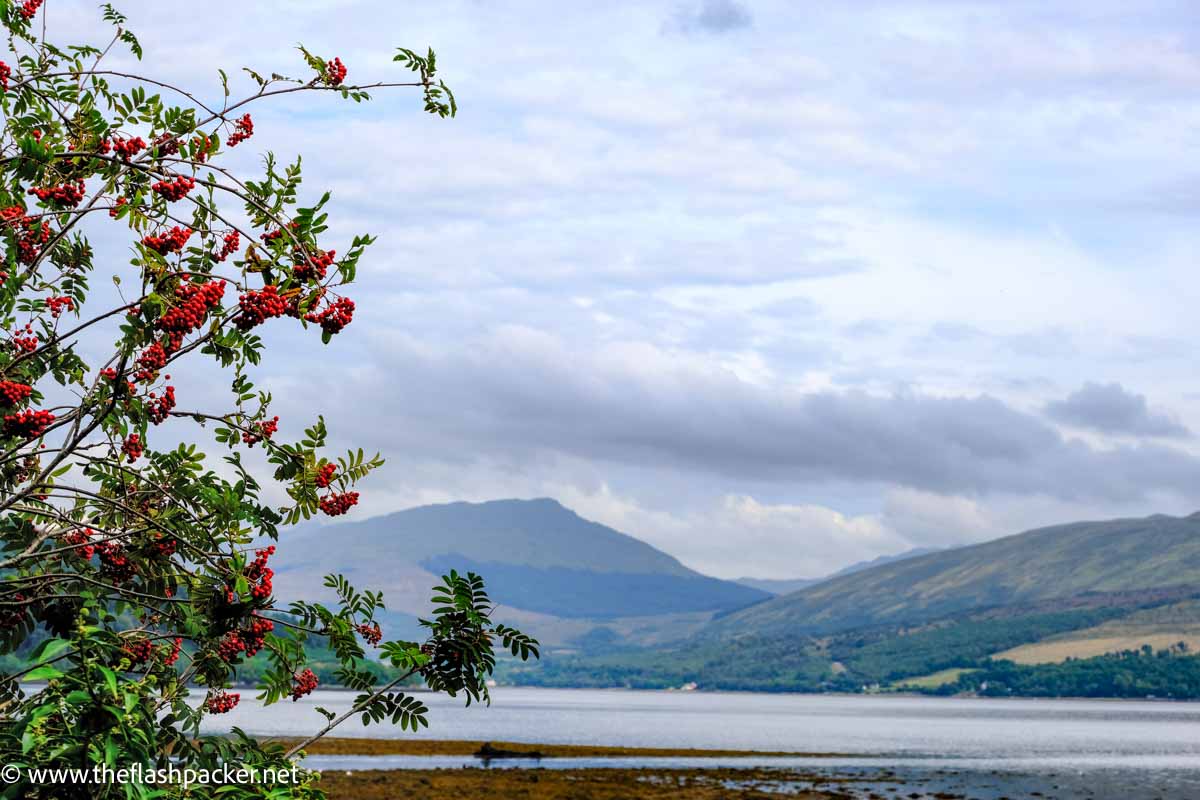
59 0 1200 578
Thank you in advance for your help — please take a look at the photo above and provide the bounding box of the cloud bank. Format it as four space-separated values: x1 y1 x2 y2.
51 0 1200 577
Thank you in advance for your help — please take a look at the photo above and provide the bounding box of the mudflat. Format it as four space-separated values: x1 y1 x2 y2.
317 767 855 799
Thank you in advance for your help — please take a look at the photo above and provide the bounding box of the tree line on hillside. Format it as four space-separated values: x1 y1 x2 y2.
501 607 1200 699
927 644 1200 699
824 608 1122 686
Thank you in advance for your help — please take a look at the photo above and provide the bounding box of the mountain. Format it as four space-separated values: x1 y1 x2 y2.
270 498 768 643
502 512 1200 696
735 547 941 595
710 513 1200 637
734 576 821 595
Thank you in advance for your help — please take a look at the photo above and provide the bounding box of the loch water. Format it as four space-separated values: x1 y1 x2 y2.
205 687 1200 798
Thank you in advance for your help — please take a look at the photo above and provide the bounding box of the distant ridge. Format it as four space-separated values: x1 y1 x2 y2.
735 547 940 595
711 512 1200 637
271 497 769 629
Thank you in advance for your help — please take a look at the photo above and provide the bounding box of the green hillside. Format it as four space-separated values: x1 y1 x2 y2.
709 512 1200 637
735 547 940 595
502 512 1200 696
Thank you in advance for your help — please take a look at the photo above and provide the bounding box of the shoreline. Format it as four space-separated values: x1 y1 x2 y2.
248 683 1200 704
284 737 1198 800
275 736 848 758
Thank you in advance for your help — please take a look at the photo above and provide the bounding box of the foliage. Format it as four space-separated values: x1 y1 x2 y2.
0 5 535 798
824 607 1123 686
507 635 830 692
932 644 1200 699
506 607 1132 694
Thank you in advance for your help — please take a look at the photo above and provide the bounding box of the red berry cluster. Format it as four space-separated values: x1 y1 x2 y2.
134 342 167 382
356 621 382 646
305 297 355 335
146 385 176 425
157 279 226 348
261 222 299 244
216 631 245 662
191 133 214 163
100 367 137 398
314 462 336 488
293 249 335 282
326 57 347 86
2 206 53 264
45 295 74 318
241 415 279 447
151 175 196 202
109 197 128 218
227 114 254 147
0 597 28 632
246 545 275 601
21 220 52 265
0 592 26 629
29 180 85 208
3 408 54 439
214 231 239 262
235 285 288 330
122 433 143 462
205 691 239 714
62 528 95 560
0 62 10 92
110 136 146 160
97 541 137 584
142 226 192 255
319 491 359 517
15 218 51 264
10 323 38 353
0 381 32 407
287 286 325 319
217 613 275 662
153 133 180 157
149 532 177 557
163 637 183 666
291 668 319 700
124 638 154 665
18 0 42 21
244 615 274 654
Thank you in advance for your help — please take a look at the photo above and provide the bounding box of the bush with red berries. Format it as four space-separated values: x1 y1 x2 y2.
0 6 534 800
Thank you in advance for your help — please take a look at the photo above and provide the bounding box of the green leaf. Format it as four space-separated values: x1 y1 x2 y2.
22 665 64 682
98 665 119 699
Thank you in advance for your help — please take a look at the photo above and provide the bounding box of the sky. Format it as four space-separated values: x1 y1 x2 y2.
53 0 1200 579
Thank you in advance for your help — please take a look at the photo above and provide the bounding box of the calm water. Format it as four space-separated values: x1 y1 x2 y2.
210 686 1200 760
205 687 1200 797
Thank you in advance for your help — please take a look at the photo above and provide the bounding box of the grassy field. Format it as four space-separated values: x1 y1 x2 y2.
896 667 974 688
993 599 1200 664
996 633 1200 664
